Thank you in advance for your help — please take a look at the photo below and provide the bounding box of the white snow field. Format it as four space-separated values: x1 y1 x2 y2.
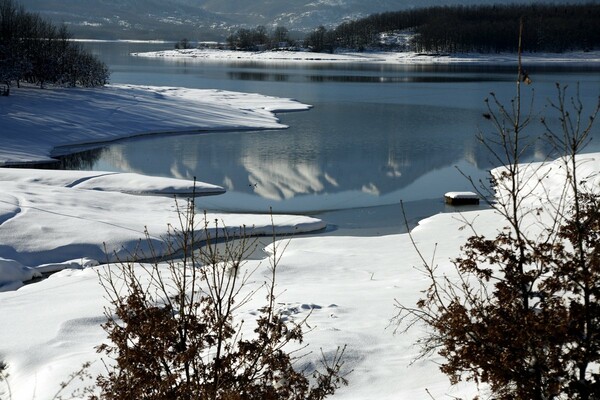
1 82 599 399
0 207 486 400
4 152 597 399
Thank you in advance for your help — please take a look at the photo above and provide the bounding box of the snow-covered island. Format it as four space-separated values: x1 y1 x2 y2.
0 82 598 399
132 48 600 66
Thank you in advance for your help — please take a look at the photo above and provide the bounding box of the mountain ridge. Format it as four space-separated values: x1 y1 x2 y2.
18 0 589 40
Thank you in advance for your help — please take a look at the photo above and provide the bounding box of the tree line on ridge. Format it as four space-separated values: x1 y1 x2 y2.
227 3 600 53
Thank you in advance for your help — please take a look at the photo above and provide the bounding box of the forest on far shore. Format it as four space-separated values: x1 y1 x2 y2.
228 3 600 54
359 3 600 53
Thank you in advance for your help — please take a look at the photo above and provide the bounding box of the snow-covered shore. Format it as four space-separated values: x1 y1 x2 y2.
0 85 321 291
0 168 325 286
1 81 599 399
4 152 598 399
0 206 486 400
0 84 311 166
133 48 600 66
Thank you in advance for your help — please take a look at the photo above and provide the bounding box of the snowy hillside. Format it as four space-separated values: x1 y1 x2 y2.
18 0 589 39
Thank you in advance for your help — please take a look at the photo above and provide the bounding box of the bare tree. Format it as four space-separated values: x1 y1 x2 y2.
394 21 600 400
93 194 348 399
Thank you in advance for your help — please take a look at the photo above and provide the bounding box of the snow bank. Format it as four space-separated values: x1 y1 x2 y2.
494 154 600 208
0 85 311 166
0 258 40 292
0 258 100 293
133 48 600 66
0 168 225 196
0 193 20 225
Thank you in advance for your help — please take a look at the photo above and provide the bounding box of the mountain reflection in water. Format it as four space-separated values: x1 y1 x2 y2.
59 42 600 232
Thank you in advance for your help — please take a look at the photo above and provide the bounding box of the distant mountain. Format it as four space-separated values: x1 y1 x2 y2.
18 0 230 40
18 0 589 40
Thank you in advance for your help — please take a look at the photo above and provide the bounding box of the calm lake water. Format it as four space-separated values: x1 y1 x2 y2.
64 42 600 234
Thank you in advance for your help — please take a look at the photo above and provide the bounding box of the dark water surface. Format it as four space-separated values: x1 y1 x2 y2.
63 42 600 234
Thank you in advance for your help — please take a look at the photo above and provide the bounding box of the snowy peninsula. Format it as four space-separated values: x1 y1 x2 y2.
0 84 311 166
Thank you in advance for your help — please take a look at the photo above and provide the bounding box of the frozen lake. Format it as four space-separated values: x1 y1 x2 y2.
62 42 600 234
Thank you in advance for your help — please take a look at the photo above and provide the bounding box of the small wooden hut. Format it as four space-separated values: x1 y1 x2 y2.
444 191 479 205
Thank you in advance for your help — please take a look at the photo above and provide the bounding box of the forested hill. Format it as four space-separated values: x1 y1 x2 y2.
326 3 600 53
